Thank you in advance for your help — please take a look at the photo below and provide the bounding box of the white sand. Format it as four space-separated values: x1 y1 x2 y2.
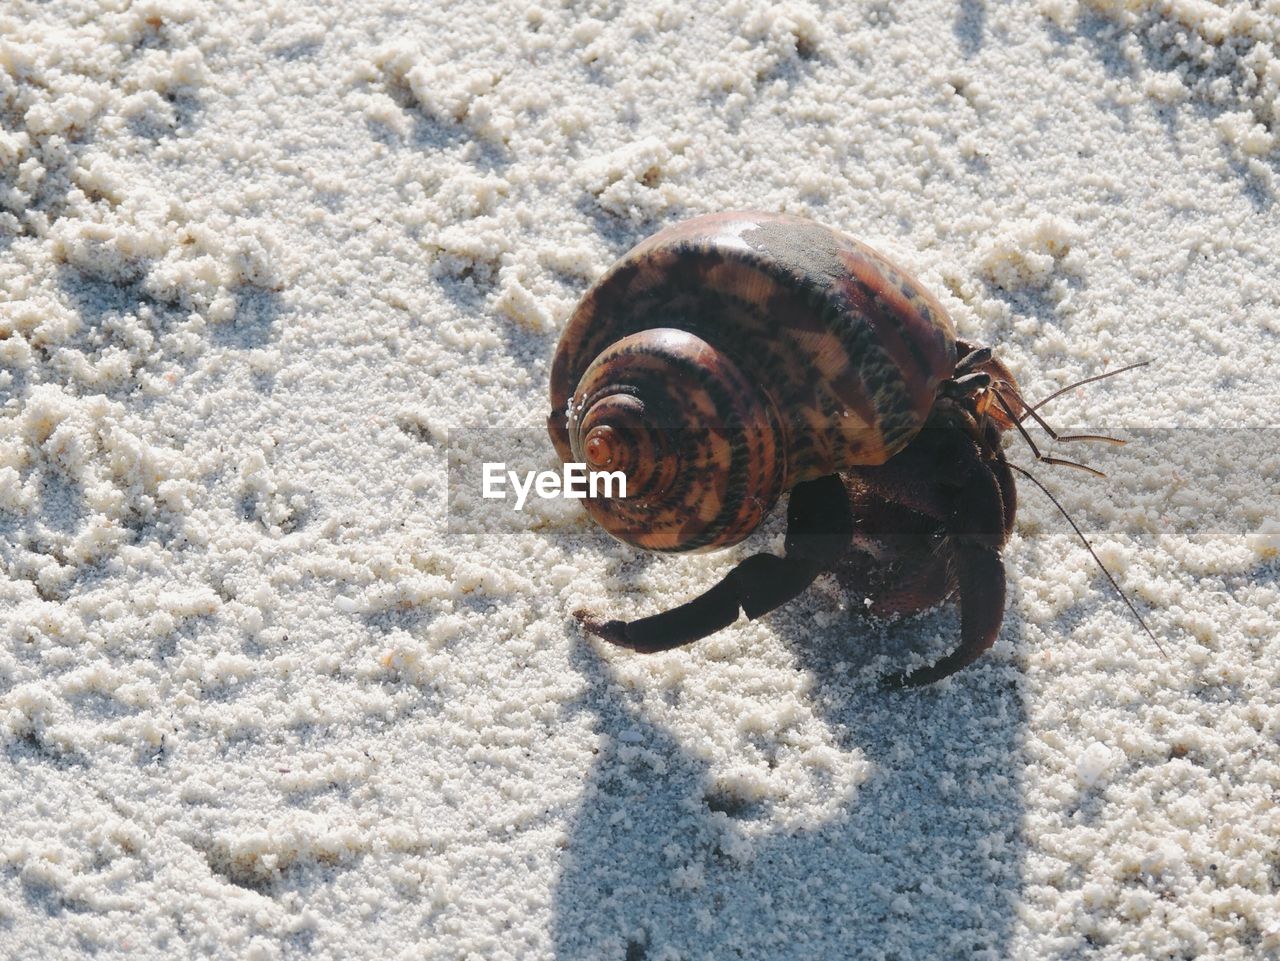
2 0 1279 958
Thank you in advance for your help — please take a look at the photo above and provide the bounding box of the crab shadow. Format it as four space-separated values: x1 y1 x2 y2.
550 597 1030 960
954 0 986 59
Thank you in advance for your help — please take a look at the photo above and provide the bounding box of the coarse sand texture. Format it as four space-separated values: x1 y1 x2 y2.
2 1 1279 960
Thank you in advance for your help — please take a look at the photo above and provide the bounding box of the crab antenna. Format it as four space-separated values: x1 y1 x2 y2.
992 390 1108 477
1024 361 1150 415
1007 462 1167 659
998 380 1123 447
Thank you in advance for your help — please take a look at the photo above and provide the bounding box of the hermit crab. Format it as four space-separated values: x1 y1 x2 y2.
548 211 1152 686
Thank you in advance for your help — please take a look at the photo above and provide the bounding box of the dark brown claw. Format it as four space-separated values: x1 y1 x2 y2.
574 553 823 653
865 431 1012 689
573 476 854 655
881 544 1007 688
574 609 633 647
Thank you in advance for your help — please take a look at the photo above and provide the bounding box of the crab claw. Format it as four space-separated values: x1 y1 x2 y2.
573 475 853 656
572 554 802 654
882 543 1006 688
574 608 634 647
574 552 831 653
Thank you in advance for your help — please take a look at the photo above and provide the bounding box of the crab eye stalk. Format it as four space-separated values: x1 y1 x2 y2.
943 370 992 397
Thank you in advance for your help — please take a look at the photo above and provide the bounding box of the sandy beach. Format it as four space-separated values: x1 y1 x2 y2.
2 0 1279 958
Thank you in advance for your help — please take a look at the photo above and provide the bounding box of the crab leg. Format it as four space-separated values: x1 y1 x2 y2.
578 474 853 652
883 543 1006 687
884 447 1010 688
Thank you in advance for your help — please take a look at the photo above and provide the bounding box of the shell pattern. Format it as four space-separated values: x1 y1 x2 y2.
547 211 958 553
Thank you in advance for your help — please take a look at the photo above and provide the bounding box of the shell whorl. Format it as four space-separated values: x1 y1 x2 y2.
548 211 958 553
565 328 786 552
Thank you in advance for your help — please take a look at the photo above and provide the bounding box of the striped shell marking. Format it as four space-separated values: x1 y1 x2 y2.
547 211 957 553
565 326 786 551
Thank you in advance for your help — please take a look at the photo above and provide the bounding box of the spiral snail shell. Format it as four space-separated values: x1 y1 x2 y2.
547 211 956 553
